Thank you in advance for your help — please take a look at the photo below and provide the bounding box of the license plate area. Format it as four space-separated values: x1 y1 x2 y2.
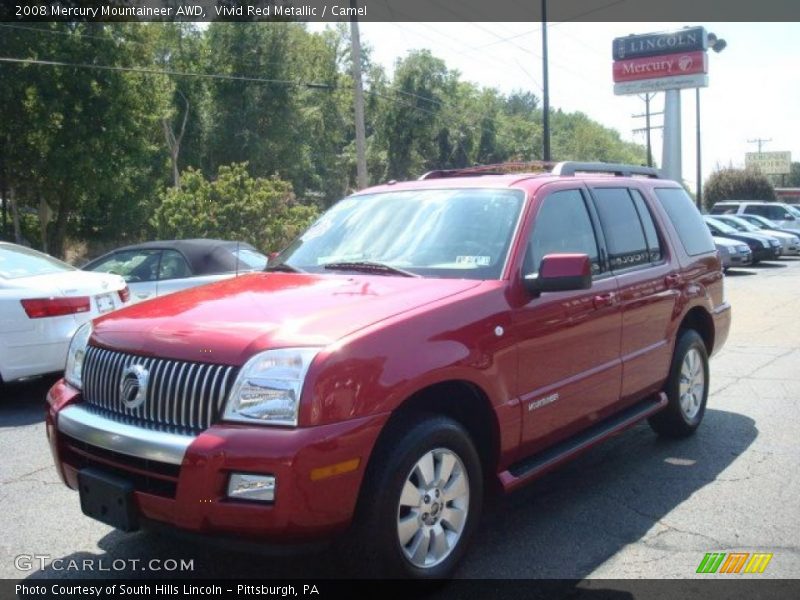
78 468 139 532
95 293 114 313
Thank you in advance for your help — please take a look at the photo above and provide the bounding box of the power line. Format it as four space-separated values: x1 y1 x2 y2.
0 56 332 88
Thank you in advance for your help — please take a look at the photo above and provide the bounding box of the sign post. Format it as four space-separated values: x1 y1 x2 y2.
612 27 712 183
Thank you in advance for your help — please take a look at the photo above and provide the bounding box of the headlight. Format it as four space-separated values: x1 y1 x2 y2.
65 322 92 389
223 348 320 427
717 246 730 254
737 245 750 253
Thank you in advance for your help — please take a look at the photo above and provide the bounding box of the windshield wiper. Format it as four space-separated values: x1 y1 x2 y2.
323 261 419 278
265 262 305 273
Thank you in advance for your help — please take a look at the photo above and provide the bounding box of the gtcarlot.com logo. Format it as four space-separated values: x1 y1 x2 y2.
14 554 194 572
696 552 773 574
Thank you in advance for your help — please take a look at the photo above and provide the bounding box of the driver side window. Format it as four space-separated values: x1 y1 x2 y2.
525 189 602 276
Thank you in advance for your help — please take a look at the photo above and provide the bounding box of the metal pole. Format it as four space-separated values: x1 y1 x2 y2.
645 94 652 167
541 0 551 161
350 1 368 190
695 87 702 209
662 89 682 181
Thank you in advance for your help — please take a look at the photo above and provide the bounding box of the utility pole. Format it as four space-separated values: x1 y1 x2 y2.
541 0 551 161
350 0 368 190
747 138 772 155
632 94 661 167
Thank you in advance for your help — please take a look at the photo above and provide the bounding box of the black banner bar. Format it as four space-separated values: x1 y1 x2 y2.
4 579 800 600
2 0 800 23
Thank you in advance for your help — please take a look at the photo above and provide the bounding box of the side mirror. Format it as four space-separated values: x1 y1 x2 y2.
524 253 592 295
783 214 796 221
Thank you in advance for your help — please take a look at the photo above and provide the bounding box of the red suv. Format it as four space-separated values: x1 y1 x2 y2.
47 162 730 578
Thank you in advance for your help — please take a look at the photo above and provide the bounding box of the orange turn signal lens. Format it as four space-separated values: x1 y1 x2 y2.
310 458 361 481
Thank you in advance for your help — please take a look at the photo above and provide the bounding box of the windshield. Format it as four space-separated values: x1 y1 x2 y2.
721 217 759 232
275 188 525 279
0 244 74 279
741 215 774 229
706 217 738 235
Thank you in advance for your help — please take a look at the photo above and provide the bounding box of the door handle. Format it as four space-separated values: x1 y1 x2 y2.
593 292 616 309
664 274 683 288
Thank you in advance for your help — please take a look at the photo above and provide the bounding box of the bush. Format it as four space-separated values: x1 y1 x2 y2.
152 163 319 253
703 167 776 210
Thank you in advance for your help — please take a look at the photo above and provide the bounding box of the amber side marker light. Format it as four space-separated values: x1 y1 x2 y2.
310 458 361 481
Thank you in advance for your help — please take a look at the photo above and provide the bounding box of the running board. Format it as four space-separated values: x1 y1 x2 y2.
499 392 667 492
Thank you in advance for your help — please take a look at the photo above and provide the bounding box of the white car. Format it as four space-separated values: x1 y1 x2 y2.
710 201 800 232
0 242 129 383
82 239 267 303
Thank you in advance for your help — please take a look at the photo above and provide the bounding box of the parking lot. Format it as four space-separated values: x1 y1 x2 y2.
1 258 799 580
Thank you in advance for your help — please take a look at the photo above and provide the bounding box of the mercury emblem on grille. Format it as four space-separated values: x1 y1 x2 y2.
119 364 149 410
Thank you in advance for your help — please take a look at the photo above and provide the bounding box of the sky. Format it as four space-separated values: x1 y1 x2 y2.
309 21 800 189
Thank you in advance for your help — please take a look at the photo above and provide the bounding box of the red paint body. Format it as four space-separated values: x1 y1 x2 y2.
48 173 731 544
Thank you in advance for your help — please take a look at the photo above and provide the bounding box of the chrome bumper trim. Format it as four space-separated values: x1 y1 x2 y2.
57 405 195 465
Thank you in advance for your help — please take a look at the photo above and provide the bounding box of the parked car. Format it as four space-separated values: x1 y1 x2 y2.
703 216 781 263
0 242 129 383
709 201 800 232
736 213 800 245
713 236 753 271
47 162 730 578
83 239 268 302
712 214 800 256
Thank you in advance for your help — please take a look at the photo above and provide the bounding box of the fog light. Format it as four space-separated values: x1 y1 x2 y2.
227 473 275 503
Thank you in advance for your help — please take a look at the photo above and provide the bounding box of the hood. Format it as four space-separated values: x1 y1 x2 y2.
6 269 126 296
92 272 482 364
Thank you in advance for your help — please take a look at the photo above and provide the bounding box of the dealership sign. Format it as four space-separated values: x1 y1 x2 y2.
612 27 709 95
745 151 792 175
613 51 707 83
613 26 707 61
614 74 709 95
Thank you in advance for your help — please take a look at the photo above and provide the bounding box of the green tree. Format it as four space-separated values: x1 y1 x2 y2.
703 167 776 210
0 23 172 255
152 163 318 253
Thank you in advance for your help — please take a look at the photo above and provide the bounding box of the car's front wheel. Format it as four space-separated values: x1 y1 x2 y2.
349 415 483 578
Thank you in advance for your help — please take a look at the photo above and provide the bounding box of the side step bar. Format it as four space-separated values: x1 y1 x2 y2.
499 392 667 492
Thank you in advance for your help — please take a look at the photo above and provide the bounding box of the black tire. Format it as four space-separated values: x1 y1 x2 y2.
345 415 483 579
649 329 709 438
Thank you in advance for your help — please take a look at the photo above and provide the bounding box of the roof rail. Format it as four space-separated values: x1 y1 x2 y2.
551 161 662 178
418 161 557 180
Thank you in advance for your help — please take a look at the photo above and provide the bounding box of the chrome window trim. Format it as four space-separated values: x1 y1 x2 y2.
57 404 195 465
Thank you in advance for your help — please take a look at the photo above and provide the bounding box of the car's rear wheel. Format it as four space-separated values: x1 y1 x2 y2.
649 329 709 438
348 415 483 579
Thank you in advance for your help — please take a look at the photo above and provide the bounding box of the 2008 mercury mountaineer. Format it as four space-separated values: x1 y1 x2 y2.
47 162 730 578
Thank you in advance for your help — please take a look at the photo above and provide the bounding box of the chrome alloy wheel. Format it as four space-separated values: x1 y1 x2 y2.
679 348 705 421
396 447 470 569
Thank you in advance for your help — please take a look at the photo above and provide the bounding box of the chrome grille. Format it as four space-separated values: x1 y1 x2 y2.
82 346 237 432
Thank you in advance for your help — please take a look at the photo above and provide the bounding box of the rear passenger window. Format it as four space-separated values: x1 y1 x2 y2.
630 189 663 262
526 189 602 276
654 187 716 256
592 188 649 269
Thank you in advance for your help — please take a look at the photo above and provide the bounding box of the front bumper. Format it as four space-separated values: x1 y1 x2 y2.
47 380 388 542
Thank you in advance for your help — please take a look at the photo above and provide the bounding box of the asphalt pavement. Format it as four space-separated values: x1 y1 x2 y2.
1 258 799 580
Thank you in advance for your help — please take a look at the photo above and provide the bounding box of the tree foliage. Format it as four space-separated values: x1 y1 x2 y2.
703 167 776 209
1 23 647 257
152 163 318 252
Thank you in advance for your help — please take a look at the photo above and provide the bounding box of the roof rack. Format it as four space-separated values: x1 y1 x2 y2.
552 161 661 178
418 161 557 180
418 161 661 181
